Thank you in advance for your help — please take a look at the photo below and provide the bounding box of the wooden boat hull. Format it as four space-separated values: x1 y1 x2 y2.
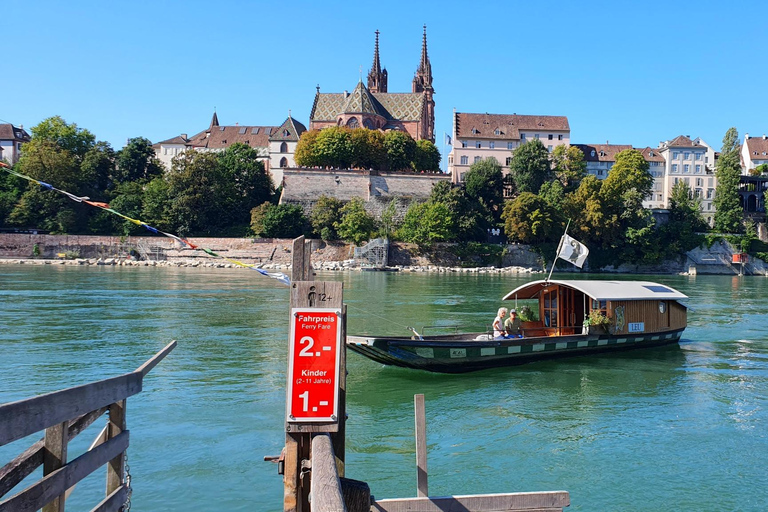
347 329 685 373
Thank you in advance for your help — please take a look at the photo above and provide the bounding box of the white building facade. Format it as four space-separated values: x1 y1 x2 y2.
741 133 768 172
447 111 570 183
0 123 30 165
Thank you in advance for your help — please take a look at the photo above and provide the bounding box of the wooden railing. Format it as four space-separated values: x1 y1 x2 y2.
0 341 176 512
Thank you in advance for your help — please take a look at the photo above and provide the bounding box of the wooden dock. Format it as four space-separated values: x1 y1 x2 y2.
0 341 176 512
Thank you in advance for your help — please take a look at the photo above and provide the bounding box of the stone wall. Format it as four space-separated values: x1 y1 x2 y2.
280 168 450 218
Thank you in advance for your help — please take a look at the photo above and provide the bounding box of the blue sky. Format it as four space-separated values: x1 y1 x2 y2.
4 1 766 159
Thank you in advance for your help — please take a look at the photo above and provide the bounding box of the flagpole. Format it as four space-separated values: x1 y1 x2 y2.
546 219 571 283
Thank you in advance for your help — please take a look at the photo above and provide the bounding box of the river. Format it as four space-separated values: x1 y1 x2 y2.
1 266 767 510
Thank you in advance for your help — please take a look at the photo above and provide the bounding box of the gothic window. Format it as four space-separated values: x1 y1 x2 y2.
280 157 288 168
346 117 359 128
363 118 375 129
280 142 288 153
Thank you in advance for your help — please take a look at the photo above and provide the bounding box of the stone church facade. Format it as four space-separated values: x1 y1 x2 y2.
309 27 435 142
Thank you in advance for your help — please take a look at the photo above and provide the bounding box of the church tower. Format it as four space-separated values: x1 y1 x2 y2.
412 25 435 142
367 30 388 93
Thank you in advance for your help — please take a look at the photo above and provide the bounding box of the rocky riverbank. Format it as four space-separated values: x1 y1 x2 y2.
0 256 544 274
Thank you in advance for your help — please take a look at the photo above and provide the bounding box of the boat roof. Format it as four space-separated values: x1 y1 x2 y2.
502 279 688 301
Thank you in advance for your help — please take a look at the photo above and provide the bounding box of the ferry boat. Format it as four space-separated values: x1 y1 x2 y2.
347 279 688 373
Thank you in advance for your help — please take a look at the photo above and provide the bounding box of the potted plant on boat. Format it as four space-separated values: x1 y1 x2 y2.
583 310 612 335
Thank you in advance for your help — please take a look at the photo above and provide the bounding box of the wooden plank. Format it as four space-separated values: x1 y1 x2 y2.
292 236 307 281
0 408 107 499
0 373 142 446
310 434 344 512
303 240 313 282
134 340 177 377
106 400 126 495
283 434 300 512
331 304 347 475
0 431 129 512
339 477 370 512
414 394 428 498
371 491 570 512
89 484 127 512
42 422 68 512
0 440 43 499
65 424 108 500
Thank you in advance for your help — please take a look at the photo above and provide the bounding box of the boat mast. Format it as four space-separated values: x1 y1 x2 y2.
546 219 571 283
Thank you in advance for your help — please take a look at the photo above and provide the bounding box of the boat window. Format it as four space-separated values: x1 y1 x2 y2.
543 289 558 328
592 299 607 313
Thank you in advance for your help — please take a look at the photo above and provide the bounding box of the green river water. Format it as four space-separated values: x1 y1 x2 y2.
1 265 767 510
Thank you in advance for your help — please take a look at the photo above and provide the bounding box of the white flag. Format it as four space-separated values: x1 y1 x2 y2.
558 234 589 268
444 133 452 146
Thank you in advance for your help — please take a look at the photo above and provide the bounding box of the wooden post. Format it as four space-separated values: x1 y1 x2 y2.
414 394 428 498
42 421 68 512
106 400 126 499
309 434 344 512
285 236 344 511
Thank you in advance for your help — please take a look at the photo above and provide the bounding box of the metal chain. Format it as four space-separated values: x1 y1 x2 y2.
123 449 133 511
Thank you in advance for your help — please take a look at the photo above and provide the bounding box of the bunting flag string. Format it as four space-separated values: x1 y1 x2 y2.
0 163 291 286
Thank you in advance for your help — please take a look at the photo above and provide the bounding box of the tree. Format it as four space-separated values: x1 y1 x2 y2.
81 141 116 194
108 181 146 235
383 130 416 171
508 139 552 194
315 127 353 168
412 139 441 172
714 127 743 233
294 130 322 167
29 116 95 161
311 195 344 240
335 197 376 245
260 204 309 238
659 181 707 254
0 171 25 227
398 201 453 249
166 151 238 236
551 145 586 190
463 157 504 223
378 198 399 239
501 192 559 244
350 128 386 170
218 143 273 215
141 176 171 232
115 137 163 184
429 180 486 241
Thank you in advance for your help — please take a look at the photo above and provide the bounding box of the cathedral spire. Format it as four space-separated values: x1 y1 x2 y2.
412 25 433 93
367 30 387 93
210 110 219 130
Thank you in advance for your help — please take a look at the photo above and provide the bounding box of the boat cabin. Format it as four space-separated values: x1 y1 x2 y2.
502 280 688 337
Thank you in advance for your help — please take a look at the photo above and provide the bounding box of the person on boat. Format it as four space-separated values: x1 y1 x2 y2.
493 307 508 339
504 309 523 338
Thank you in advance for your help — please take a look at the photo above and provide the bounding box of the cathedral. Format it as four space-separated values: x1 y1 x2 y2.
309 27 435 142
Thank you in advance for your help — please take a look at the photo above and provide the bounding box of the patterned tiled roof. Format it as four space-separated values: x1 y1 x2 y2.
0 123 30 142
310 85 426 122
745 136 768 158
187 125 277 149
455 113 569 139
373 93 425 121
342 82 384 117
636 146 665 162
270 117 307 142
572 144 633 162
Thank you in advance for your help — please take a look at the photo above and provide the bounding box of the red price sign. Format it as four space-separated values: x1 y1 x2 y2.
286 308 342 423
